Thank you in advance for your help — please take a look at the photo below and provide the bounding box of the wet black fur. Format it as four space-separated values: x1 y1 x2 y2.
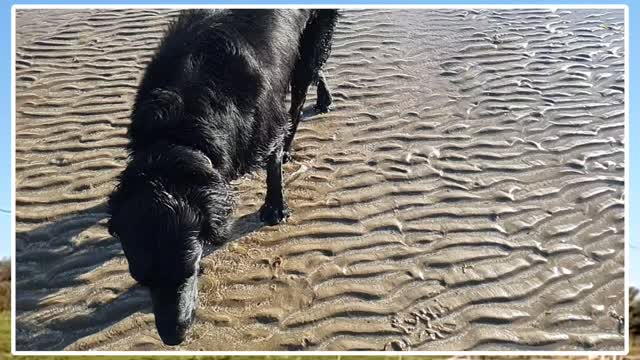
107 9 338 346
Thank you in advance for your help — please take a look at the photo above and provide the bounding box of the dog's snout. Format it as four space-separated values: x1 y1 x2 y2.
152 296 194 346
156 316 191 346
150 274 198 346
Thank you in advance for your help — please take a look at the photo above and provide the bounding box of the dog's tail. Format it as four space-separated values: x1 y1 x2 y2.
300 9 339 85
314 9 340 21
310 9 340 40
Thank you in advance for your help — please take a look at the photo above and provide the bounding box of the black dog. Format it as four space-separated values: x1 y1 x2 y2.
107 9 338 346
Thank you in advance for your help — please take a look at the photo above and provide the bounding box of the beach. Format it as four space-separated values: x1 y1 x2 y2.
14 8 625 351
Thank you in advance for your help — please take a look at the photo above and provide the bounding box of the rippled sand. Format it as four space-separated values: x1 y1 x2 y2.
15 8 625 351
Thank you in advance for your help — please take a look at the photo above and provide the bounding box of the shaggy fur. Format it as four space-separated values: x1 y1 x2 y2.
107 9 338 346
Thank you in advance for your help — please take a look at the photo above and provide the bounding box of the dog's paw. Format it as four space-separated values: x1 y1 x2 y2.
259 203 291 225
314 102 331 114
282 151 294 164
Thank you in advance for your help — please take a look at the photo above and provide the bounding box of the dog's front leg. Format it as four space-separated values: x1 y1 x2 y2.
259 146 291 225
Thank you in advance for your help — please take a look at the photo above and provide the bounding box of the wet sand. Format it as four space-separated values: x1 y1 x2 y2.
14 8 625 351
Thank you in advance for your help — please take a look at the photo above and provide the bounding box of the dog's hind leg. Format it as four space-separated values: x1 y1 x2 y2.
283 76 312 163
315 69 332 113
259 145 290 225
309 10 338 113
283 10 338 163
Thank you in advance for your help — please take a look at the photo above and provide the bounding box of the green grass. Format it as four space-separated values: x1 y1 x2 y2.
1 312 9 355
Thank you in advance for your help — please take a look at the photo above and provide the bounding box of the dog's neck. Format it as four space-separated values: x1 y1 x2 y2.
127 142 222 188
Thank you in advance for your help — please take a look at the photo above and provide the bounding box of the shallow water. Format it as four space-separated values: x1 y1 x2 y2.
15 8 625 351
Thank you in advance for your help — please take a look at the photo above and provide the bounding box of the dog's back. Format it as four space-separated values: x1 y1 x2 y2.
128 9 312 179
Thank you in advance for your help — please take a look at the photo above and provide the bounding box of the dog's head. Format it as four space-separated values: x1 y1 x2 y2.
107 147 233 345
109 186 202 345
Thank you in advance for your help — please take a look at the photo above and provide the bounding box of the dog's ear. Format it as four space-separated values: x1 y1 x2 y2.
196 185 234 244
107 178 128 239
107 197 121 239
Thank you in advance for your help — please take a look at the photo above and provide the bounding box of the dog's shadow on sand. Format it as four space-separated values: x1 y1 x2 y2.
15 203 267 351
16 108 321 350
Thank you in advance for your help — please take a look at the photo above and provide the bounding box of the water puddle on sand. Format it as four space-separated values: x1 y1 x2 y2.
15 8 625 351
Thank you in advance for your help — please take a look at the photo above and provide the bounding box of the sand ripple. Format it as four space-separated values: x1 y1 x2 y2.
15 8 625 351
